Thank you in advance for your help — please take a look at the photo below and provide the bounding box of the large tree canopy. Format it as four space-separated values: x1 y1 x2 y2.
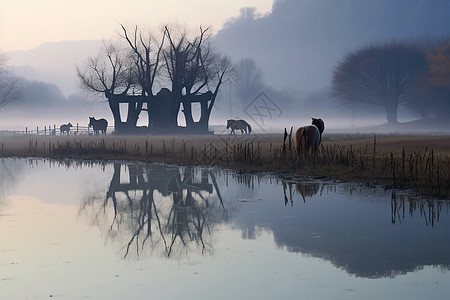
77 25 232 134
332 42 427 123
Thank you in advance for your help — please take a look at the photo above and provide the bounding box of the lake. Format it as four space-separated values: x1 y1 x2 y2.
1 157 449 299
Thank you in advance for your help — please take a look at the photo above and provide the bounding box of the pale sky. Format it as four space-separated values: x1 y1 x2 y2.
0 0 273 52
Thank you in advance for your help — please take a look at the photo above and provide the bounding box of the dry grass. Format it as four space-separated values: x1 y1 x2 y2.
1 132 450 197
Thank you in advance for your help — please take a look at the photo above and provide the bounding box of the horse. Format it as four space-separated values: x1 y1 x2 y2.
311 117 325 136
226 119 252 134
89 117 108 135
60 123 73 135
295 117 325 157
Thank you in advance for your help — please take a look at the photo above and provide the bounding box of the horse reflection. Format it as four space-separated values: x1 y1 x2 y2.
283 180 322 206
100 163 225 258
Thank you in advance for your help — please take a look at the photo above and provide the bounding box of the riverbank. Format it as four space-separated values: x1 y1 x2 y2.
1 132 449 197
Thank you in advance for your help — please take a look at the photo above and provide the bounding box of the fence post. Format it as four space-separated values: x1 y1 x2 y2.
26 127 28 135
77 123 79 135
37 126 39 136
54 125 56 136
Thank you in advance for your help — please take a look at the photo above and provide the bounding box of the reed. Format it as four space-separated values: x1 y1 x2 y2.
0 133 449 197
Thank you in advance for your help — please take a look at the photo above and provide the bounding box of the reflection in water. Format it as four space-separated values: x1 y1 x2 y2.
81 163 229 259
231 172 450 278
287 181 450 278
4 158 450 299
391 190 450 227
0 158 23 207
35 159 450 279
282 179 323 205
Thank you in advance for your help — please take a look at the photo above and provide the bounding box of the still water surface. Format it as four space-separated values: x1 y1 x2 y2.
1 157 450 299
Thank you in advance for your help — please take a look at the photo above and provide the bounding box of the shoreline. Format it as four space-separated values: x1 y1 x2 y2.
1 133 450 198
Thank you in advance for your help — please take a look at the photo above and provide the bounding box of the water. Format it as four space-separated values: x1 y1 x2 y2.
1 157 450 299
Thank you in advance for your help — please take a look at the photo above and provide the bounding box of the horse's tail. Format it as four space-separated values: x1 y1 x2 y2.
295 128 302 155
302 127 308 156
247 123 252 134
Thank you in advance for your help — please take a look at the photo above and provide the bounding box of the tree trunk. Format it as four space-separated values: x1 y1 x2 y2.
149 88 180 133
385 97 399 124
181 98 195 128
107 96 122 129
197 100 209 132
126 100 143 128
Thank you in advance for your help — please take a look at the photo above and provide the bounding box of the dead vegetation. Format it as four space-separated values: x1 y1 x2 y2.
1 132 449 198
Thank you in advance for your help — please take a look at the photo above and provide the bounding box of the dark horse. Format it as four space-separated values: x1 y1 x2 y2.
311 117 325 136
295 117 325 157
226 119 252 134
60 123 73 135
89 117 108 135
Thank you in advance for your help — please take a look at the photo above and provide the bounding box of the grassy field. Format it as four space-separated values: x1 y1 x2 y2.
1 132 450 197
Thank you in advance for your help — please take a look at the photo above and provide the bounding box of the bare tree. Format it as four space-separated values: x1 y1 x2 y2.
162 25 219 130
0 52 20 108
76 40 136 129
332 42 427 123
78 24 232 134
234 58 264 104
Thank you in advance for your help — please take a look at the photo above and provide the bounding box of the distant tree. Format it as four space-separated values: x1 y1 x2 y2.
426 42 450 116
0 52 20 108
428 43 450 88
234 58 264 104
332 42 428 123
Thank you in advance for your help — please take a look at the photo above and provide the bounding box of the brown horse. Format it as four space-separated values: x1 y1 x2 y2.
295 117 325 157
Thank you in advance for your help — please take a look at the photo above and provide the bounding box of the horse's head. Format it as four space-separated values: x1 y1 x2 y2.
311 118 325 134
68 123 73 127
88 117 94 127
226 119 232 129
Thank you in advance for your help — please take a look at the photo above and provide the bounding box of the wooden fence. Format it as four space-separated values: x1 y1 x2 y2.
13 123 115 136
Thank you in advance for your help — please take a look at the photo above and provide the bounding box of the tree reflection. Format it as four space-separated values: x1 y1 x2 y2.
82 163 228 259
0 158 22 207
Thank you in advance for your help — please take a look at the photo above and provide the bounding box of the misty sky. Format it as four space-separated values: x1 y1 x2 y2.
216 0 450 91
0 0 272 52
3 0 450 131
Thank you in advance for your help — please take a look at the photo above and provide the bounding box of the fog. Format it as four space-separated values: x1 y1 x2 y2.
211 0 450 133
0 79 110 132
2 0 450 134
215 0 450 92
